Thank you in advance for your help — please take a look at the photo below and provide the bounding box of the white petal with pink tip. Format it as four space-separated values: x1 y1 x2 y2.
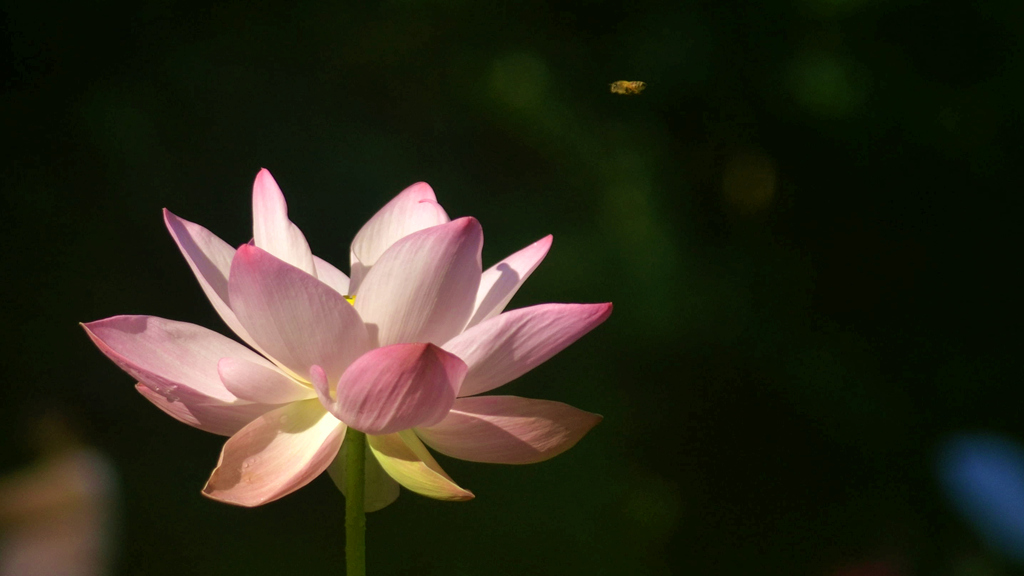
416 396 602 464
466 235 552 329
349 182 449 293
164 210 264 351
83 315 267 403
354 218 482 347
252 169 318 276
228 245 371 382
444 302 613 397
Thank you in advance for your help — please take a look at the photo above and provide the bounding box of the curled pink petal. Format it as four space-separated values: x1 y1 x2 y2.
416 396 602 464
218 357 315 405
349 182 450 293
136 384 272 436
368 431 473 501
228 245 371 382
252 169 317 276
354 218 482 347
313 255 351 296
203 400 344 507
164 210 262 350
444 302 613 397
327 343 466 435
466 234 552 329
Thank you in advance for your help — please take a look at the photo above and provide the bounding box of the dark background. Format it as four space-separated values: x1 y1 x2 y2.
2 0 1022 574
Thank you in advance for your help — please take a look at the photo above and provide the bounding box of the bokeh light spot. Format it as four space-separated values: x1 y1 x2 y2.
937 432 1024 565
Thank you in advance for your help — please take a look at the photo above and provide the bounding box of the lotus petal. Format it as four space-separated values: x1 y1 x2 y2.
416 396 602 464
218 357 315 405
323 344 466 435
164 210 263 351
444 302 613 397
367 431 473 501
252 169 317 276
203 400 344 506
228 245 371 382
355 218 482 347
313 255 350 296
135 383 273 436
83 315 268 403
349 182 449 293
466 235 552 329
328 437 401 512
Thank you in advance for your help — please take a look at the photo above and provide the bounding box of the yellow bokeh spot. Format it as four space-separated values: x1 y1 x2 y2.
344 295 356 305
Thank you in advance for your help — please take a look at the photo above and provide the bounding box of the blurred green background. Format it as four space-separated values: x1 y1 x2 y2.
2 0 1022 574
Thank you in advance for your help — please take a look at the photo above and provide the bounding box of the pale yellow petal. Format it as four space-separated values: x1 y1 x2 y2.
367 431 474 501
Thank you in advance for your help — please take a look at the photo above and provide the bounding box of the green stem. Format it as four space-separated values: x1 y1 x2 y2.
346 429 366 576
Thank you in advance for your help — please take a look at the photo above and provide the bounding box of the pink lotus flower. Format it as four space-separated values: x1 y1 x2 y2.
83 170 610 509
